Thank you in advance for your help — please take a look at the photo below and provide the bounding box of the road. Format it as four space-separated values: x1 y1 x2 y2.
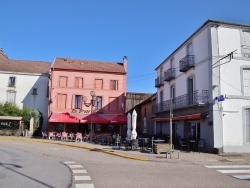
1 138 249 188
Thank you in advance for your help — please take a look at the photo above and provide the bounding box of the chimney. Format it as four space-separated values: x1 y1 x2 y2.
123 56 127 72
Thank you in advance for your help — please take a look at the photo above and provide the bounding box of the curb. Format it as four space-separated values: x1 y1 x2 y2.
0 137 148 161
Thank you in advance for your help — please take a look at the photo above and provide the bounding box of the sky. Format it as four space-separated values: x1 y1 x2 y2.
1 0 250 94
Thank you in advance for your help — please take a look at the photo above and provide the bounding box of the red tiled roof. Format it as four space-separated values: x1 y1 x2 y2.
0 58 51 74
53 58 126 74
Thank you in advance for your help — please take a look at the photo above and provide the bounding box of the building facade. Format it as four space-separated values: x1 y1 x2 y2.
48 56 127 135
153 20 250 152
0 49 51 131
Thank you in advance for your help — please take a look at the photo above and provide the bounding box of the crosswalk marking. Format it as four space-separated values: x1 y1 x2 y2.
217 169 250 173
74 176 91 181
75 183 95 188
204 165 250 169
232 175 250 180
68 165 84 168
204 164 250 181
64 161 76 164
72 170 87 174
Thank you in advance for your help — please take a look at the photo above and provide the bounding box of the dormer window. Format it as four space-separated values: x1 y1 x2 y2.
8 76 16 87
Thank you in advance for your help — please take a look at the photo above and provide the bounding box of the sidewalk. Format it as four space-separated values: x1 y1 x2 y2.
2 136 250 165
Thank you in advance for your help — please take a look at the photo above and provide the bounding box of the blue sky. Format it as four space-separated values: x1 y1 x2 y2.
1 0 250 93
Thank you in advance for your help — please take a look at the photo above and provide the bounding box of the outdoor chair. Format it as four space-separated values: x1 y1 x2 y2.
179 138 189 151
131 139 139 150
61 132 68 141
55 132 62 140
197 139 205 153
48 132 55 140
75 133 83 142
42 132 47 139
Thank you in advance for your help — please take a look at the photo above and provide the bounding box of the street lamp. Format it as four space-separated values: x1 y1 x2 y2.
83 91 100 142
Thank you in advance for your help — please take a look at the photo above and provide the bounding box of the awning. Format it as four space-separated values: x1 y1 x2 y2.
153 113 201 122
81 114 110 124
49 112 79 123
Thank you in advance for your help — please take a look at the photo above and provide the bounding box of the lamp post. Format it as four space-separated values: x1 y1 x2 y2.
83 91 99 142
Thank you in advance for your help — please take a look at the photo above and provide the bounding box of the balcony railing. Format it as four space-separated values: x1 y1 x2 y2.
152 90 209 113
179 55 195 72
164 68 175 82
155 76 164 88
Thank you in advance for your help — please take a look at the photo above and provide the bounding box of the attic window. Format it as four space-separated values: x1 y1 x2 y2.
32 88 38 95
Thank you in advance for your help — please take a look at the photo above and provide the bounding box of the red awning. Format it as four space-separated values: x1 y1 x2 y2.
81 114 110 124
109 114 127 124
49 112 79 123
153 113 201 122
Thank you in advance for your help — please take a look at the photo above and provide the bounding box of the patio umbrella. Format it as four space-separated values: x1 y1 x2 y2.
131 109 137 139
127 113 131 139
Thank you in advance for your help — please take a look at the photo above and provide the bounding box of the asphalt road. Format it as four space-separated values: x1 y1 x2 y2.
1 139 249 188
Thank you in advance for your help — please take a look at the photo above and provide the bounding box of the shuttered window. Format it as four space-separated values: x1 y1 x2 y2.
242 31 250 59
243 69 250 96
75 77 83 88
59 76 67 87
57 94 67 109
95 79 103 89
245 108 250 142
6 91 16 103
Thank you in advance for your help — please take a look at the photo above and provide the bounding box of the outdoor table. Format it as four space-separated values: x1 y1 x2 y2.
188 140 196 152
153 139 165 143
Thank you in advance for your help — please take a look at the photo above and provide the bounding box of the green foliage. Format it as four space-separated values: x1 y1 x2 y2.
0 102 41 133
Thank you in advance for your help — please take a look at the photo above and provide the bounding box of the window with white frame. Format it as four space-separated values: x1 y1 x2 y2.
96 96 102 110
242 68 250 96
244 108 250 142
242 31 250 59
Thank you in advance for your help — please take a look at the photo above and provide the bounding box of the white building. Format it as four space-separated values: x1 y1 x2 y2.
0 49 51 131
153 20 250 153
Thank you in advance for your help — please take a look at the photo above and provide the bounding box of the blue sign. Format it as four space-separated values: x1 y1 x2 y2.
218 95 225 102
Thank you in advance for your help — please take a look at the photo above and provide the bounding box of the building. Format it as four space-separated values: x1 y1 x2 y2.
126 93 156 135
153 20 250 152
0 49 51 132
48 56 127 135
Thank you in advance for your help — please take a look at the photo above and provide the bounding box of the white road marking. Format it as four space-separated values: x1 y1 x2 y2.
68 165 84 168
75 183 95 188
217 169 250 173
64 161 76 164
232 175 250 180
72 169 87 174
74 176 91 181
204 165 250 169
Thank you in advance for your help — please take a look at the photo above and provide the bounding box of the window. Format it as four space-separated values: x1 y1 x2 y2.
96 96 102 110
187 43 193 55
242 69 250 96
242 31 250 59
95 79 103 89
170 85 175 103
32 88 37 95
57 94 67 109
245 108 250 142
188 77 194 104
59 76 67 87
170 58 174 68
8 76 16 87
75 95 82 109
110 80 118 90
6 91 16 103
75 77 83 88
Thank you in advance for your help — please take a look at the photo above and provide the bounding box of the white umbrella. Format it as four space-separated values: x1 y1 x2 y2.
131 110 137 139
127 113 131 139
143 117 147 134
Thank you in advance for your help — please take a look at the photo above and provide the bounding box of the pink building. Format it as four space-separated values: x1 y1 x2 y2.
48 56 127 136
